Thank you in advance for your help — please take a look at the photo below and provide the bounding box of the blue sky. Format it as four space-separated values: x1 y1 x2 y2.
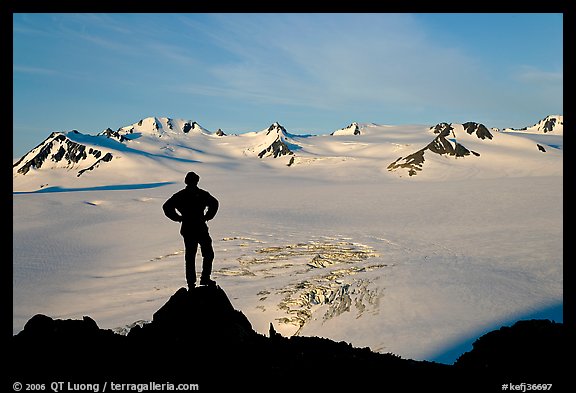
13 13 563 157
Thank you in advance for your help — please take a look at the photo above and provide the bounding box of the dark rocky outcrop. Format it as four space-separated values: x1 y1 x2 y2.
541 117 558 133
462 122 493 140
388 122 489 176
455 319 567 383
10 286 567 391
508 115 563 133
182 121 197 133
258 137 294 159
387 129 472 176
331 122 361 135
77 153 114 176
13 132 112 176
537 144 547 152
99 127 128 142
388 150 426 176
258 123 295 159
430 122 454 135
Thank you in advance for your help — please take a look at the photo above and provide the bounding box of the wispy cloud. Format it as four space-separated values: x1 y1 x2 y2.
12 12 563 142
514 65 563 83
50 15 201 67
13 63 96 83
13 65 58 75
177 13 489 111
146 42 199 66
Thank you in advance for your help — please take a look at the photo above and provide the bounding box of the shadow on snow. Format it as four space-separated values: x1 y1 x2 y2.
429 301 563 365
13 181 176 194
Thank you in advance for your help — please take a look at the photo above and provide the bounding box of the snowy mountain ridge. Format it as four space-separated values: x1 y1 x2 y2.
115 116 210 139
13 115 563 191
331 122 361 136
502 115 563 134
243 122 298 159
13 130 115 176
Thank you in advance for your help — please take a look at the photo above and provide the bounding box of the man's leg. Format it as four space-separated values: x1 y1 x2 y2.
183 236 199 288
198 233 215 284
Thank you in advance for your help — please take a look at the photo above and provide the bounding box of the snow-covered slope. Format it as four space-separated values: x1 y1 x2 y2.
13 117 225 191
386 121 561 177
13 115 563 365
503 115 563 134
331 122 361 136
116 116 209 138
13 116 563 191
13 131 116 177
241 122 297 161
12 117 210 178
498 115 564 151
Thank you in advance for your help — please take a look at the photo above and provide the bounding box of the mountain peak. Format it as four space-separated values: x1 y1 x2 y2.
12 115 562 188
12 131 116 177
331 122 361 136
389 121 491 176
533 115 563 133
259 127 295 159
462 122 493 140
266 122 287 135
503 115 563 134
117 117 208 139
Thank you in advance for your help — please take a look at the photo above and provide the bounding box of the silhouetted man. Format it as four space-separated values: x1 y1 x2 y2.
163 171 219 288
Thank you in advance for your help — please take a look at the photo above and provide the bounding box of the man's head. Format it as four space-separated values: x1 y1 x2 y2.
185 171 200 186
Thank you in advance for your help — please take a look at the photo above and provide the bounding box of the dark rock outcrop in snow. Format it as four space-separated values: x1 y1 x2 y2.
504 115 563 134
128 117 203 136
462 122 493 140
76 152 114 176
541 117 559 133
10 285 566 391
99 127 128 142
387 150 426 176
387 122 486 176
13 132 113 176
537 144 547 152
257 123 295 159
182 121 197 133
258 137 294 158
331 122 361 135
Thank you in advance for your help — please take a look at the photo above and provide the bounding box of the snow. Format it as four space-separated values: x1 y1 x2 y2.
502 115 563 135
12 118 563 365
331 122 360 136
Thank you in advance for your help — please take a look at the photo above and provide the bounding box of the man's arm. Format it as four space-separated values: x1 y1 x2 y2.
204 193 219 221
162 194 183 222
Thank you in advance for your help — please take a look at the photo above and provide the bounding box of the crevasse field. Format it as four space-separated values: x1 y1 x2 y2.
13 118 563 364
